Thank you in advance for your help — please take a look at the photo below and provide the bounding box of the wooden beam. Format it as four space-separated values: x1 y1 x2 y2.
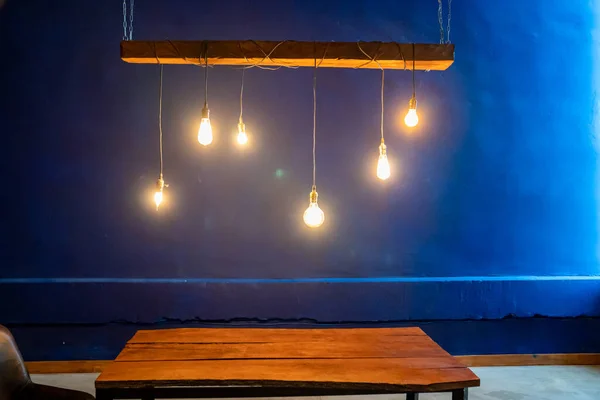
120 40 454 71
25 354 600 374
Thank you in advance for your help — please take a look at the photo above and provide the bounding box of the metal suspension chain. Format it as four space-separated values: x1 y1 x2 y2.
122 0 134 41
437 0 444 44
437 0 453 44
129 0 135 41
446 0 452 44
122 0 128 40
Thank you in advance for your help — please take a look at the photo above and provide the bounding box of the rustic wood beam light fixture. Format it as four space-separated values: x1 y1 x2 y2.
120 0 457 217
120 40 454 71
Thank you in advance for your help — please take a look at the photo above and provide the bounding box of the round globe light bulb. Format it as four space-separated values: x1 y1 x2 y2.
404 108 419 127
303 202 325 228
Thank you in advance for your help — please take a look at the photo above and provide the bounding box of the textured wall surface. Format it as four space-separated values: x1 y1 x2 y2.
1 0 600 358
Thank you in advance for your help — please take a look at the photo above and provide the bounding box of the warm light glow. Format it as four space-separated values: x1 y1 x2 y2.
377 154 390 180
237 122 248 145
376 141 390 180
303 187 324 228
154 177 165 210
154 190 163 210
198 118 213 146
404 108 419 127
303 202 325 228
237 131 248 145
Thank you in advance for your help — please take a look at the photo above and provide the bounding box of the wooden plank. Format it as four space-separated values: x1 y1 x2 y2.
116 355 462 368
116 337 450 361
128 327 426 344
120 40 454 71
29 353 600 374
96 359 479 392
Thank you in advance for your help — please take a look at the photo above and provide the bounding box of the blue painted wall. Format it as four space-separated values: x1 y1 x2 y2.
1 0 600 358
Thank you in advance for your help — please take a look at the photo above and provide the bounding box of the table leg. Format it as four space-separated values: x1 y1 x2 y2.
452 388 468 400
406 393 419 399
95 389 113 400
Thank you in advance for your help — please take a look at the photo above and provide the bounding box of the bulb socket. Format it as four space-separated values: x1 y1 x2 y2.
379 140 387 155
201 105 210 119
238 122 246 133
156 176 165 191
408 95 417 110
309 186 318 203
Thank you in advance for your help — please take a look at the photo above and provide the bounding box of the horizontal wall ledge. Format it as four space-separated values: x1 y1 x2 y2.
2 275 600 284
1 277 600 323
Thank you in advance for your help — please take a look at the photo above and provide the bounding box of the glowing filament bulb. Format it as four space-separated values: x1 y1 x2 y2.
237 122 248 145
377 141 390 180
154 191 163 209
198 118 212 145
198 105 213 146
154 176 165 210
404 96 419 128
303 186 325 228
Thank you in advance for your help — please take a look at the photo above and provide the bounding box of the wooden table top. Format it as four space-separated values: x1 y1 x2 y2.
96 327 480 393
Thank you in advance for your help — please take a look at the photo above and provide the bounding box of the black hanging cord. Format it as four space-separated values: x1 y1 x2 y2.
204 43 209 107
239 69 245 122
380 69 384 141
312 43 317 188
411 43 416 97
158 64 164 176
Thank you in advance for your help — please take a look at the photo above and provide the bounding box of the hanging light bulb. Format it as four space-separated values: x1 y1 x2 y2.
377 140 390 180
236 70 248 146
375 68 390 180
198 49 213 146
237 122 248 145
154 175 165 210
303 186 325 228
153 65 167 211
404 95 418 127
198 104 213 145
404 43 419 128
303 48 325 228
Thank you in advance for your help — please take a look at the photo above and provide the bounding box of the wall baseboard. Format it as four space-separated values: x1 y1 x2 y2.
25 353 600 374
27 360 111 374
456 353 600 367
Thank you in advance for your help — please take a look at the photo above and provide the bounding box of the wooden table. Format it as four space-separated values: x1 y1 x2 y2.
95 327 479 400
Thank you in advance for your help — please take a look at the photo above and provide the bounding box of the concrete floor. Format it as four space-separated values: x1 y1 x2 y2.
32 366 600 400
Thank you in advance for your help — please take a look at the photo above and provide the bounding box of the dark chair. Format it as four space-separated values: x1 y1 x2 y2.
0 325 95 399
